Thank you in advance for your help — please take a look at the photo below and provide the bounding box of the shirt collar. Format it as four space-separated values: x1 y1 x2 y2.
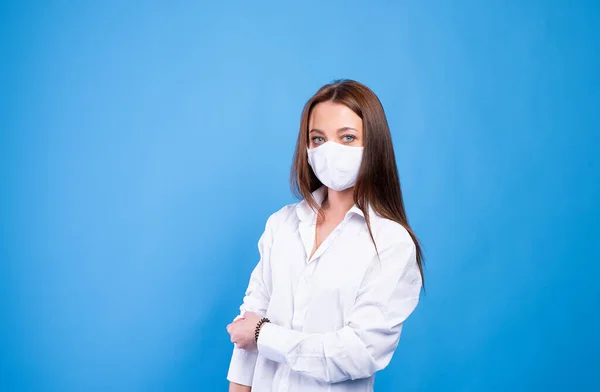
296 186 372 222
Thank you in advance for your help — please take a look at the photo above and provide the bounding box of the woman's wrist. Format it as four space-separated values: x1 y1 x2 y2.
254 317 270 343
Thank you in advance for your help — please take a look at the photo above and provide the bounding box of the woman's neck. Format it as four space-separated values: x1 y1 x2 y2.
322 187 355 216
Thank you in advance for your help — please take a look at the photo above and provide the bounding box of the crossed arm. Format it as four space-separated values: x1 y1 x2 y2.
226 216 422 387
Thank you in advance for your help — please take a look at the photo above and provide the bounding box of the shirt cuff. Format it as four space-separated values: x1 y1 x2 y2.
227 346 257 386
257 322 302 365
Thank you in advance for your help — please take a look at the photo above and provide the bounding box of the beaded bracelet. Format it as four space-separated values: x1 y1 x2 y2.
255 317 270 342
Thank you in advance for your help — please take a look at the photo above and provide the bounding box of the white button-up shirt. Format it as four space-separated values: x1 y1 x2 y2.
227 187 422 392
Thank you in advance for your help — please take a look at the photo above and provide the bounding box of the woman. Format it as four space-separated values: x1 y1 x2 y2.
226 79 424 392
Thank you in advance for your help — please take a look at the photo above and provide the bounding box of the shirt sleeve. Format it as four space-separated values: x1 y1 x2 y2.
226 213 277 386
256 231 422 383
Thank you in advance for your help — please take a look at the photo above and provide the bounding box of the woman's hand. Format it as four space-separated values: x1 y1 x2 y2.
229 382 251 392
226 311 262 351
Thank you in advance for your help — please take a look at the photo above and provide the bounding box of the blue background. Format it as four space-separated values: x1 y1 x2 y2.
1 1 599 391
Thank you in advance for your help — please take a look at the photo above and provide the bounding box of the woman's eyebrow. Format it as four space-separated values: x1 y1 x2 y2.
309 129 325 134
337 127 358 133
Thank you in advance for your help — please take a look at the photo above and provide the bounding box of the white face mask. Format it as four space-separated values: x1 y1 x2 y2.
307 142 364 191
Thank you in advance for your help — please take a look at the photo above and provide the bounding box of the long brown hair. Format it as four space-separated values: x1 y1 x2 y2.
290 79 424 285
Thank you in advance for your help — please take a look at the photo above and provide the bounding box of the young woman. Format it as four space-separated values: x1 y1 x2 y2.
226 79 424 392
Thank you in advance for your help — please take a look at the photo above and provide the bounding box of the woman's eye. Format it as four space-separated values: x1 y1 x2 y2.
342 135 356 143
312 136 325 144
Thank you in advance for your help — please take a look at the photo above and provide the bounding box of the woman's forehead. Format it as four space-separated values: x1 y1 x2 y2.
309 101 363 131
